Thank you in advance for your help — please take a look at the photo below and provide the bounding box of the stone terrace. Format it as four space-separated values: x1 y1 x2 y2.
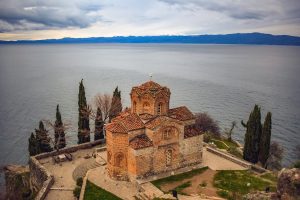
34 143 104 200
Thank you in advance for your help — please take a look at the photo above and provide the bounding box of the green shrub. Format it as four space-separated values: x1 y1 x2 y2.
76 177 83 186
199 181 207 187
203 132 212 143
73 186 81 199
217 189 230 199
294 160 300 168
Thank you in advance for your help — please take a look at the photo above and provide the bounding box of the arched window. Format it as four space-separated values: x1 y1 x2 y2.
133 101 137 113
166 149 172 166
163 128 171 140
157 103 163 115
143 102 150 113
115 152 124 167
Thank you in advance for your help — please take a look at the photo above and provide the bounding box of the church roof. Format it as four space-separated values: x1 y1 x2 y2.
145 115 184 130
139 113 155 120
145 116 169 129
129 134 153 150
168 106 195 121
106 122 127 133
131 80 170 97
106 113 145 133
184 124 203 138
140 80 162 89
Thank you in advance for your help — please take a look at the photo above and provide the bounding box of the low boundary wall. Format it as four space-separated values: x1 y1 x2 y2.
29 139 105 200
206 146 252 169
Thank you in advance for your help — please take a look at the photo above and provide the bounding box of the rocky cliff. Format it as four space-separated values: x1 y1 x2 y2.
4 165 31 200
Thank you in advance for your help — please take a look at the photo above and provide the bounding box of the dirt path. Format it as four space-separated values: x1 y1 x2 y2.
160 168 218 197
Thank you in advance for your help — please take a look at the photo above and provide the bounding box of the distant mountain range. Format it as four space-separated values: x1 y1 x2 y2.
1 33 300 46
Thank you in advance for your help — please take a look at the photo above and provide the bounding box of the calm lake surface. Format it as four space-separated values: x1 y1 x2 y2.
0 44 299 171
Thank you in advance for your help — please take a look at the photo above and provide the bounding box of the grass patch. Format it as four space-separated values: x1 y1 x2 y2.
84 180 122 200
151 166 208 189
211 139 228 149
171 181 191 195
211 139 239 150
222 140 239 148
260 172 277 182
214 170 275 196
211 138 243 159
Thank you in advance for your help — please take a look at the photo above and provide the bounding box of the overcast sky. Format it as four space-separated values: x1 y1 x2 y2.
0 0 300 40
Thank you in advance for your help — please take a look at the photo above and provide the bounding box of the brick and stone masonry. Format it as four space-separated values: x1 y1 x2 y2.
106 81 203 181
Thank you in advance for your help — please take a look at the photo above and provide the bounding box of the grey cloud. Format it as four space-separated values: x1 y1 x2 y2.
159 0 278 20
0 0 103 32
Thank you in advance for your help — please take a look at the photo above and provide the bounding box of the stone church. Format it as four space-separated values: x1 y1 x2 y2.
106 81 203 181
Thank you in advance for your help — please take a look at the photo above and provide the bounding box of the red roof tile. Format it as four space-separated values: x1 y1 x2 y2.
106 122 127 133
129 134 153 150
145 116 168 129
168 106 195 121
139 113 155 120
184 124 203 138
131 81 170 98
107 113 145 133
122 113 145 131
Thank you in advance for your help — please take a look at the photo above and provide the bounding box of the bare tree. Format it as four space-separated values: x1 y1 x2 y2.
195 112 221 138
94 93 112 122
93 93 123 122
225 121 237 141
265 141 284 170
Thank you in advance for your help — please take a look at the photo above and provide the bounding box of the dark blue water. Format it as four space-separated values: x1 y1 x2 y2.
0 44 299 169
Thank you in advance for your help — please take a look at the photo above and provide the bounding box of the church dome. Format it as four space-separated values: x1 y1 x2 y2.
130 81 171 115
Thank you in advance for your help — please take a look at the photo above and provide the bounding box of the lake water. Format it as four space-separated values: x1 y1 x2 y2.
0 44 299 185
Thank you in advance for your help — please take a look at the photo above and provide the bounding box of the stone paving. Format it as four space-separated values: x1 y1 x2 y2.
202 147 247 170
39 146 102 200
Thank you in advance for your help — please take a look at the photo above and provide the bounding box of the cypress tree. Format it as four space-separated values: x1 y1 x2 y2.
54 104 66 150
109 86 122 122
78 79 90 144
258 112 272 167
94 107 104 140
35 121 53 153
28 132 39 156
242 105 262 163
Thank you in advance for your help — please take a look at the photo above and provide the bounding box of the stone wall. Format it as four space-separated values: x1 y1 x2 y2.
29 157 54 200
128 147 155 181
180 135 203 165
35 139 105 160
106 130 129 181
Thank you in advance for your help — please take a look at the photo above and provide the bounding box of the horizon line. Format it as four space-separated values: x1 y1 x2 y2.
1 32 300 42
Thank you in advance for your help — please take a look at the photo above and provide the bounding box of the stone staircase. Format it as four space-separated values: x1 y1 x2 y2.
135 192 151 200
135 182 164 200
72 159 103 181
